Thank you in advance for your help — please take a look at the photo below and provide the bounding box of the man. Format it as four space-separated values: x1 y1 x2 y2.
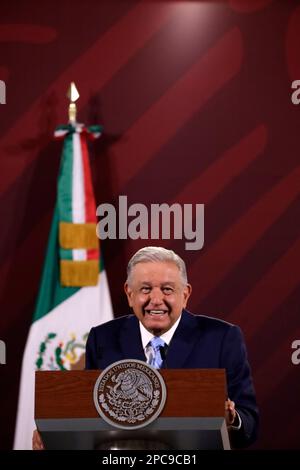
86 246 258 448
33 246 258 449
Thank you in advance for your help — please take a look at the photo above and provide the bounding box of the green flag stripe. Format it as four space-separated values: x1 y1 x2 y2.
58 133 73 223
33 206 105 323
32 206 79 322
59 248 73 260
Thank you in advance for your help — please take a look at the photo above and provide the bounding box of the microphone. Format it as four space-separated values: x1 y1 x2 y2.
159 344 168 368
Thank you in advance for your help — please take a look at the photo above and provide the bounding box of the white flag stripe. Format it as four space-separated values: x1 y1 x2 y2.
73 248 87 261
72 133 87 261
72 132 85 224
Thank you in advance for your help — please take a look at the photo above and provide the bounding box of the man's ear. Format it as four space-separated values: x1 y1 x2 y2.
182 283 192 308
124 282 133 307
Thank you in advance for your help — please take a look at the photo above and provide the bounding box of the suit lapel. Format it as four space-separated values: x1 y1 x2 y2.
119 315 146 361
118 311 202 367
165 310 202 368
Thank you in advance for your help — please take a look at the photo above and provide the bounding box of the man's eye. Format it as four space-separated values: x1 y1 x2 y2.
141 287 151 293
163 287 173 294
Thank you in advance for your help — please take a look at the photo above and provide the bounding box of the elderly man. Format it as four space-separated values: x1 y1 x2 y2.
86 246 258 448
33 246 258 449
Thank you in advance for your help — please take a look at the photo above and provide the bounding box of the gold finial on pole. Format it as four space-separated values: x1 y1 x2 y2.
67 82 80 123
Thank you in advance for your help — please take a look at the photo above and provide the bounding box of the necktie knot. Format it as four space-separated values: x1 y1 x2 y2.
148 337 166 369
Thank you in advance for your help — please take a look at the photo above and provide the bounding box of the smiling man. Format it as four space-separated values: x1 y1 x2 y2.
125 255 191 336
33 246 259 450
84 246 259 449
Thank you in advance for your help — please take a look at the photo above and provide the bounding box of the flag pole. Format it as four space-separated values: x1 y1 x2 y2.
67 82 80 123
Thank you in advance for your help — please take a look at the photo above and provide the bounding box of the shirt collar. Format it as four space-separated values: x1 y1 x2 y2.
139 315 182 350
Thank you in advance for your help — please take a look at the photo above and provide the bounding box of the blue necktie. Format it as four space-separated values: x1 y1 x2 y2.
148 337 166 369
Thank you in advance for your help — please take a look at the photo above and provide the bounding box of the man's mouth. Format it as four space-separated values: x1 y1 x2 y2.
144 309 169 316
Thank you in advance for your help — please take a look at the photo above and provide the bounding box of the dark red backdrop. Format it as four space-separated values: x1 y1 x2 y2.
0 0 300 449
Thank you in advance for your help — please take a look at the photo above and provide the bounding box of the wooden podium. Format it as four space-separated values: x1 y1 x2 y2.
35 369 230 450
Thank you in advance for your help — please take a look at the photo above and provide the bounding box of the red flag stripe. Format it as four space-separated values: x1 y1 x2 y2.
80 132 100 261
80 133 96 223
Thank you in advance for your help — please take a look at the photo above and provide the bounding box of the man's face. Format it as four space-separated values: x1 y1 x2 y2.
124 261 192 335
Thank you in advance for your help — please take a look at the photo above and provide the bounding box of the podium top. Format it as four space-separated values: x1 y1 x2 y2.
35 369 226 419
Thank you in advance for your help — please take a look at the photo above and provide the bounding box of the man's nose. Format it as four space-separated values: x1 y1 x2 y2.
149 288 164 305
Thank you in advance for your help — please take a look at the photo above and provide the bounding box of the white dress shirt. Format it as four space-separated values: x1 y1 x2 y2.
139 315 181 363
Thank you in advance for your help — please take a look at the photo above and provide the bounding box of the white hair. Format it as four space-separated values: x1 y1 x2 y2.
126 246 188 285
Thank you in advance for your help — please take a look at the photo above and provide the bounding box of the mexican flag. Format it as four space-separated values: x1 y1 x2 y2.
13 123 113 450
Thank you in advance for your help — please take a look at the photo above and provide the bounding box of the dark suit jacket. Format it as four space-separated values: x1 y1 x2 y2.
85 309 259 448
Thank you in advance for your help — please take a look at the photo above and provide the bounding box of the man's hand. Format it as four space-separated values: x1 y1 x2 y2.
225 398 236 426
32 429 44 450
